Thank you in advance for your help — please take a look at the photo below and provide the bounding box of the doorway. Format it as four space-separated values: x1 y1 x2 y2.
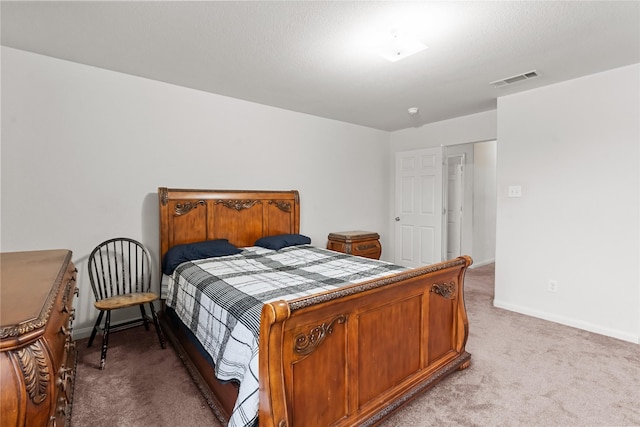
443 143 474 260
445 152 465 259
394 141 496 267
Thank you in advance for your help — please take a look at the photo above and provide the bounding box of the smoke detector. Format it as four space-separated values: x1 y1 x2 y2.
490 70 539 88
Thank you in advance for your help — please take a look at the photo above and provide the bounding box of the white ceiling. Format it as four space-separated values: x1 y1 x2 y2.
2 1 639 131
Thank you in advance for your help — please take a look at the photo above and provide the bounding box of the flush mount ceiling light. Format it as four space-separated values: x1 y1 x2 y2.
375 29 427 62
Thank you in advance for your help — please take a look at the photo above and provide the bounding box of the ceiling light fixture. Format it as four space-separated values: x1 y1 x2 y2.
408 107 419 115
375 29 427 62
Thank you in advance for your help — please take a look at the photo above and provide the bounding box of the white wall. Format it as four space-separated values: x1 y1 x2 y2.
473 141 497 266
5 46 636 344
1 47 391 337
494 63 640 344
388 110 498 266
390 110 497 151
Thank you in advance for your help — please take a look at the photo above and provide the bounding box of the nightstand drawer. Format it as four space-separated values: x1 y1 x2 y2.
327 231 381 260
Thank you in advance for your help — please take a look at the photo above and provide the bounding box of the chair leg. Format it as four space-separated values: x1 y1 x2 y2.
88 311 104 348
100 310 111 370
148 302 166 349
139 304 150 331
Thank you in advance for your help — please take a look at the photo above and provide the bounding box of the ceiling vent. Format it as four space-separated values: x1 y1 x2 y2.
490 70 539 88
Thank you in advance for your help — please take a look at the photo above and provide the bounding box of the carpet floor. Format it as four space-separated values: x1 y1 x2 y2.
71 263 640 426
72 324 219 426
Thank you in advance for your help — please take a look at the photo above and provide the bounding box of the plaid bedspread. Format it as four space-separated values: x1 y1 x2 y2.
165 244 407 427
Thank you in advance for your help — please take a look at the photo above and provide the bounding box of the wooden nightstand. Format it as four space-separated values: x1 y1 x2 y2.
327 231 381 260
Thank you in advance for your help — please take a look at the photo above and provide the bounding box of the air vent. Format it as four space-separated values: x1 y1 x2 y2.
490 70 539 88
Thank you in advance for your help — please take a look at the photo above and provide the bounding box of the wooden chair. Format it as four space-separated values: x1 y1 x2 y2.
87 237 166 369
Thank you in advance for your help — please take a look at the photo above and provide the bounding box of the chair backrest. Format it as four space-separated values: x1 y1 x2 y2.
88 238 152 301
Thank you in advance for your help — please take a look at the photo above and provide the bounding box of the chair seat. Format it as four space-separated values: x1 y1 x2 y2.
94 292 159 310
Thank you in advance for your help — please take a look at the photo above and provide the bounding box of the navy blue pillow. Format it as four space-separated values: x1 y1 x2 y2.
254 234 311 250
162 239 241 275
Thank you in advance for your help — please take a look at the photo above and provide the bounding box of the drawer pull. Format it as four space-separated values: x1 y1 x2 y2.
59 366 73 377
56 377 68 393
65 340 76 352
57 396 68 415
58 367 73 399
356 244 378 251
62 305 75 320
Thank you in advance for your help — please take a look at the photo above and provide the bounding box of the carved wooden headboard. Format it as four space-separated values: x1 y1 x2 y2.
158 187 300 262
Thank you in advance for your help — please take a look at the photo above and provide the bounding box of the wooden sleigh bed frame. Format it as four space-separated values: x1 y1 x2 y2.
158 187 472 427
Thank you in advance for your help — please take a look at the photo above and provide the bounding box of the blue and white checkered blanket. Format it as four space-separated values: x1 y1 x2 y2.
166 244 407 427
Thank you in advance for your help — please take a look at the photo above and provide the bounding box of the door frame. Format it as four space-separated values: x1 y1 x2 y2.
443 152 465 260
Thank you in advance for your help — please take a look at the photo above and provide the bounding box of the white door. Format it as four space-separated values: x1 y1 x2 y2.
394 147 443 267
445 154 465 259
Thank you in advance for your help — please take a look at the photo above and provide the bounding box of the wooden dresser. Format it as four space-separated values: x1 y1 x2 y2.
0 250 78 427
327 230 382 260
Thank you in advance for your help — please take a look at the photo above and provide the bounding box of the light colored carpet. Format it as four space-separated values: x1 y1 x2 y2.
72 263 640 426
382 264 640 427
72 325 219 426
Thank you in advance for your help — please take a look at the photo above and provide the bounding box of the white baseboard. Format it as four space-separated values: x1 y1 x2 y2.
493 299 640 345
469 258 495 269
72 326 95 340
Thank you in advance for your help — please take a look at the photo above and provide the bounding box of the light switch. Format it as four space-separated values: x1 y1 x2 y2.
508 185 522 198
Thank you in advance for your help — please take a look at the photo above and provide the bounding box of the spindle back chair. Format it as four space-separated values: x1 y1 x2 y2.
87 237 165 369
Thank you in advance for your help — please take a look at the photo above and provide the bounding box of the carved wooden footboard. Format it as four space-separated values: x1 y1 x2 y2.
259 256 471 427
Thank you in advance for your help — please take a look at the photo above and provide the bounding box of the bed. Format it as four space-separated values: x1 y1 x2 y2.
158 187 472 427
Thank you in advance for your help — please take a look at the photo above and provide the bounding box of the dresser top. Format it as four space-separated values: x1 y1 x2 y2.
327 231 380 242
1 249 71 330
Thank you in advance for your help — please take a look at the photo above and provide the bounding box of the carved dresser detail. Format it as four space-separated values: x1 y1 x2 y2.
327 230 382 260
1 250 78 427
